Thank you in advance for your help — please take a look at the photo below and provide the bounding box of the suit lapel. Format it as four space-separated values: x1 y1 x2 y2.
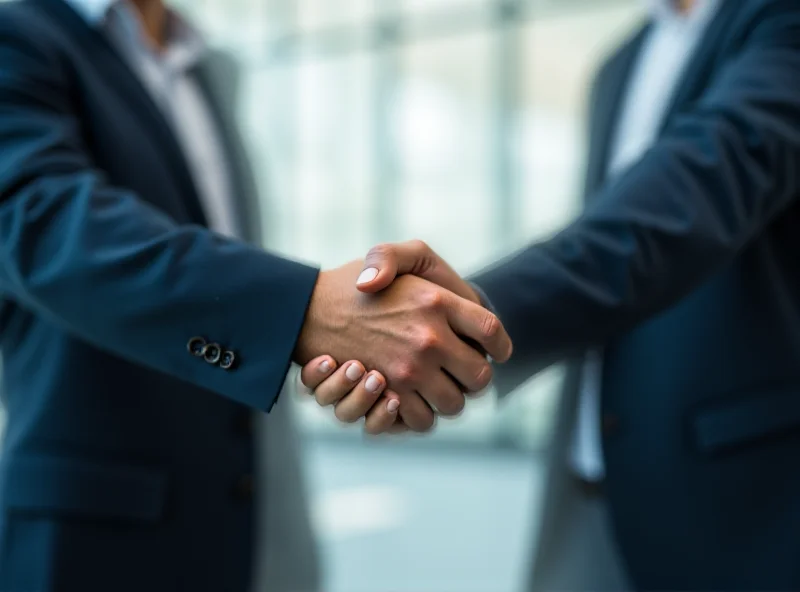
657 0 742 134
35 0 209 227
191 52 264 245
583 24 650 200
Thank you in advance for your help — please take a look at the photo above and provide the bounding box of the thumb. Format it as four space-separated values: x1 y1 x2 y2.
355 240 435 293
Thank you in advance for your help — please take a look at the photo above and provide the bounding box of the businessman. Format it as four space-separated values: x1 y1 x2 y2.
0 1 511 591
303 0 800 589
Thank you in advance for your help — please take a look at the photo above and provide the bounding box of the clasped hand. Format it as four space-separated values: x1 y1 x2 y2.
294 240 512 435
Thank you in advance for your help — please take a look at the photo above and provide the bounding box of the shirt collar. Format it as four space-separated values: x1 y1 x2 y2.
645 0 720 23
63 0 120 24
64 0 207 70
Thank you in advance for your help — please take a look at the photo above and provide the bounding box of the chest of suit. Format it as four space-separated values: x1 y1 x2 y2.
586 0 800 496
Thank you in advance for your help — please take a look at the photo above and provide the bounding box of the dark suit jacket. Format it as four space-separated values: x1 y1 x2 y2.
474 1 800 589
0 1 320 591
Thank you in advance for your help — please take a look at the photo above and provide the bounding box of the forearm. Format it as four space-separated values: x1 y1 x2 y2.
475 29 800 378
0 171 318 411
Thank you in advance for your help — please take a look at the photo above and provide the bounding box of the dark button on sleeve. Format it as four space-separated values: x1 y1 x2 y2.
203 343 222 365
187 336 207 357
220 350 236 371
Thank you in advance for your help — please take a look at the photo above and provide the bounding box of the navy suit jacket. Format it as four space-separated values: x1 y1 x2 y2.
475 1 800 590
0 0 319 591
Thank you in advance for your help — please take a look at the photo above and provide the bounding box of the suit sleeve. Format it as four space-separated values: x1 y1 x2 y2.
0 20 318 412
474 4 800 393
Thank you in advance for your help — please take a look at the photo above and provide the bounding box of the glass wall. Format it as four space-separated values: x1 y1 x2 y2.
173 0 646 448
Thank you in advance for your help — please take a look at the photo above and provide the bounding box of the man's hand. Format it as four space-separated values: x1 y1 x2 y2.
355 240 481 305
297 356 402 435
293 260 512 431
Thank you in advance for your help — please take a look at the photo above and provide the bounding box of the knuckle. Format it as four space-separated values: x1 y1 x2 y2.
415 327 441 352
334 405 359 424
390 362 416 387
481 313 501 341
409 239 430 253
366 243 392 261
314 392 332 407
438 393 465 417
470 362 493 391
364 419 387 436
419 288 444 311
417 412 436 432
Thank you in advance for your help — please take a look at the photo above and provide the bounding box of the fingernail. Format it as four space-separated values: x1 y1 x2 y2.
387 399 400 413
319 359 332 373
365 374 382 393
356 268 379 285
345 363 364 381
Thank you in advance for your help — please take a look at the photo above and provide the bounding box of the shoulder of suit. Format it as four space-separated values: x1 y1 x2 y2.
0 0 58 34
0 0 77 59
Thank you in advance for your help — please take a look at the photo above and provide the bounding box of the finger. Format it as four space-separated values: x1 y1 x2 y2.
334 371 387 423
444 294 513 363
364 390 401 435
300 356 337 390
356 240 433 294
440 335 494 393
357 240 481 304
395 390 436 432
314 361 365 407
418 370 465 417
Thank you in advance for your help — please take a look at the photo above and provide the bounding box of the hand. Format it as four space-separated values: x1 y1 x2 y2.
355 240 482 305
297 355 404 435
293 260 512 431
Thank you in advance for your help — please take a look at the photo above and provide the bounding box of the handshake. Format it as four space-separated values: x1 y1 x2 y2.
291 240 513 435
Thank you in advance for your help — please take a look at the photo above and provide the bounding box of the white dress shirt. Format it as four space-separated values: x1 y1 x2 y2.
64 1 272 589
569 0 722 481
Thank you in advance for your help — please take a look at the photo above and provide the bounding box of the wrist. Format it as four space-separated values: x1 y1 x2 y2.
292 269 347 364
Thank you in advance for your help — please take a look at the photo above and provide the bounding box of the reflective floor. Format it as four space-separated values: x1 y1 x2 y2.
305 438 544 592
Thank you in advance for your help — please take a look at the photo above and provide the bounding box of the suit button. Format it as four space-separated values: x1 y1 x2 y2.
187 336 207 357
602 413 620 435
220 350 236 370
203 343 222 365
232 474 255 500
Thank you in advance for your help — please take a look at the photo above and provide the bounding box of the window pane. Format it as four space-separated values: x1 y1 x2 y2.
249 56 377 266
389 32 498 271
516 2 645 240
400 0 493 15
495 2 645 448
297 0 375 30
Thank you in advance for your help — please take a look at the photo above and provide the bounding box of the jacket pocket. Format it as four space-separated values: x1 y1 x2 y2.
0 454 168 523
692 386 800 454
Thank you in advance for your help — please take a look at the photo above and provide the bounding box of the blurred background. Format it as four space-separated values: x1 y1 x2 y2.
172 1 646 590
2 0 648 590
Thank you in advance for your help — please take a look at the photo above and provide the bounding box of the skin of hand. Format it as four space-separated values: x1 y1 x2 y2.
299 243 511 434
356 240 481 303
298 355 401 435
293 259 512 432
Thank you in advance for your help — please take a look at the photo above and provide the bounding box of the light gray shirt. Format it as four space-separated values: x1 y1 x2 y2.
65 0 239 239
569 0 722 480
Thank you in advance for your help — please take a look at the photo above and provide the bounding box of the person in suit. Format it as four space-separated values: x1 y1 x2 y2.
303 0 800 589
0 0 514 590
